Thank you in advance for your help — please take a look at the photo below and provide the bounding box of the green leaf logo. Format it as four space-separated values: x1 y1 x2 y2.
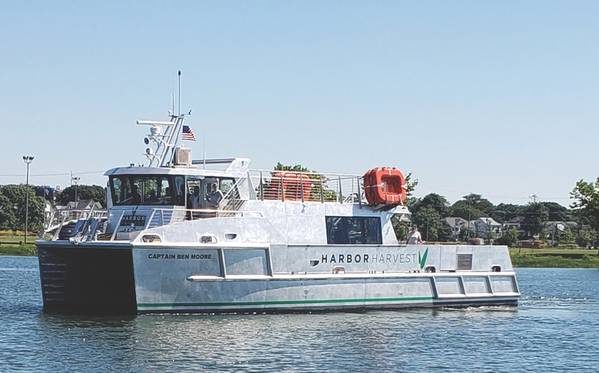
418 248 429 270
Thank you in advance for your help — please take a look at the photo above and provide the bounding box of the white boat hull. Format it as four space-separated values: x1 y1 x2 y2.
132 244 519 313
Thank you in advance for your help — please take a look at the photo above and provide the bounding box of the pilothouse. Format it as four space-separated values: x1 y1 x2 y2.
37 112 520 314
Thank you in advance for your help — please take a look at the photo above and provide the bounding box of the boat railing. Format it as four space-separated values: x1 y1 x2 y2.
144 208 263 229
248 170 365 204
220 176 248 212
47 207 107 237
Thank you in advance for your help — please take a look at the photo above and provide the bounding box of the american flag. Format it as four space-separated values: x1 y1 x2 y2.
182 125 196 141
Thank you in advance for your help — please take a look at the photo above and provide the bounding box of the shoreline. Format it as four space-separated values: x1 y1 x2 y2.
2 245 598 268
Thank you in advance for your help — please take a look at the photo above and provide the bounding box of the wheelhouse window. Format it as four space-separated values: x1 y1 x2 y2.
325 216 382 244
109 175 181 206
185 177 237 209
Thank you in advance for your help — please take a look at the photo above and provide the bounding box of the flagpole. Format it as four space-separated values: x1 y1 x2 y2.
203 136 206 169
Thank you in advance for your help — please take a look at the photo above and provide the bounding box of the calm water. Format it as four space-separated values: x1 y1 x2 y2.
1 257 598 372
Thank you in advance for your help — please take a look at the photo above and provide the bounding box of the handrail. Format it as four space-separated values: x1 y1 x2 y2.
250 168 360 179
110 211 126 241
146 208 264 219
249 170 363 204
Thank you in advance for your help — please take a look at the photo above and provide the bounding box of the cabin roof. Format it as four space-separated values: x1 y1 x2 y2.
104 166 242 178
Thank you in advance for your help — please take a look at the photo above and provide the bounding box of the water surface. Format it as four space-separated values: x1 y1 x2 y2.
1 256 598 371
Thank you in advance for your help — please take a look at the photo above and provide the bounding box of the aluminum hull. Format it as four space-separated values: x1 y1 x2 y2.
37 241 519 314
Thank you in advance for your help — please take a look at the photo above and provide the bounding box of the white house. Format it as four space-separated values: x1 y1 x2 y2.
443 217 469 240
469 217 502 238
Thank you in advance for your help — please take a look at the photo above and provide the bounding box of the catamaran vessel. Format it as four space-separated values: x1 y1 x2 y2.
37 114 520 313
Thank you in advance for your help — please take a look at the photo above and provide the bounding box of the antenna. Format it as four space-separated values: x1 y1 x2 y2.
203 137 206 169
177 70 182 116
171 92 175 116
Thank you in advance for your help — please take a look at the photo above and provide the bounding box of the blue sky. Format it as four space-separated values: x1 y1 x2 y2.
0 1 597 205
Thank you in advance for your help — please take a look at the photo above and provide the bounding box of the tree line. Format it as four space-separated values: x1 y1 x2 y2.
394 177 599 248
1 170 597 248
0 184 106 232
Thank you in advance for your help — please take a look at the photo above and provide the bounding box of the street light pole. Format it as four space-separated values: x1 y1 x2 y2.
22 155 34 244
72 176 80 203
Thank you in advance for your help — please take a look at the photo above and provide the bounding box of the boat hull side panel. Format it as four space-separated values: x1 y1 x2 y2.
132 248 518 312
38 244 137 314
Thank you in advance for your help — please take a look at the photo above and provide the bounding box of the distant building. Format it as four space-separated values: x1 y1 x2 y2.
470 217 502 238
503 216 525 237
443 217 469 240
544 220 578 232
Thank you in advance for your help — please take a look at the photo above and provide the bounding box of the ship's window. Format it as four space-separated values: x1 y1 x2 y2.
142 177 172 205
174 176 185 205
224 249 269 276
109 175 180 206
325 216 382 244
112 177 123 203
220 179 236 197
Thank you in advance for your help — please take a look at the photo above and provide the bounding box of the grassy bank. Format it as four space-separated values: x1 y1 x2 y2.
509 248 599 268
0 230 38 256
0 243 36 256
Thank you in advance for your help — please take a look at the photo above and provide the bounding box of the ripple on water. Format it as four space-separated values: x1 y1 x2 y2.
1 259 599 371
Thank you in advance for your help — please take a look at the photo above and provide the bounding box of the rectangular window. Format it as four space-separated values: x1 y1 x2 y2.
457 254 473 270
224 249 269 276
325 216 382 244
109 175 181 206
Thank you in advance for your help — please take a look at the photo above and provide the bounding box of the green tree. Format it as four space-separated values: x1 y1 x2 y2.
33 185 56 202
449 202 483 221
57 185 106 207
571 178 599 232
449 194 495 221
412 207 441 241
541 202 572 222
496 227 519 247
0 185 45 231
391 216 410 242
463 194 495 214
559 227 576 244
575 230 593 248
412 193 449 217
0 193 16 229
405 173 418 197
521 202 549 238
437 220 454 242
491 203 524 223
274 163 310 172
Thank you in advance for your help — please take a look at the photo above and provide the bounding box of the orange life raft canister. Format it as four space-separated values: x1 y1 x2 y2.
363 167 407 205
269 171 313 201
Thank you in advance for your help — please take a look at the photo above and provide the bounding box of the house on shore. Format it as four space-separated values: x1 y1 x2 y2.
443 217 469 240
469 217 502 238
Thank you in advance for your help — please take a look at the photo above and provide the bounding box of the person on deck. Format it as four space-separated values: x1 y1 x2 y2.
188 186 202 219
206 183 224 209
131 185 141 204
407 226 423 244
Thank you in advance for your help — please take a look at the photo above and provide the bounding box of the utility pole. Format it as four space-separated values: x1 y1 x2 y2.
72 176 81 203
467 197 471 240
22 155 34 244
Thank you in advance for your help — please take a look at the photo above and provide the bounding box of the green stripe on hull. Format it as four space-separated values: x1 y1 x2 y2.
138 296 433 309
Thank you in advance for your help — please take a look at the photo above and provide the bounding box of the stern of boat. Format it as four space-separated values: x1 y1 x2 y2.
37 241 137 314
